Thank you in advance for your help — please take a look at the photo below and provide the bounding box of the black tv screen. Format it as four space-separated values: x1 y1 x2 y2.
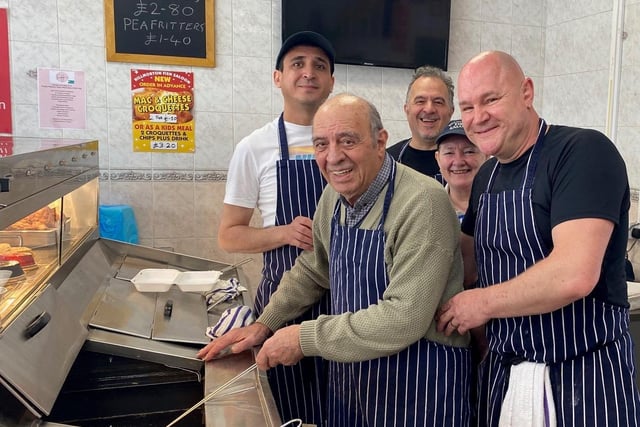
282 0 451 70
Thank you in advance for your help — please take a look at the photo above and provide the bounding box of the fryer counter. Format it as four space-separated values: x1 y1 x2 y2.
0 238 282 426
0 139 281 426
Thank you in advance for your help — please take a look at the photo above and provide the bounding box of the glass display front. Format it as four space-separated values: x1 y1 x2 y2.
0 178 99 331
61 179 99 264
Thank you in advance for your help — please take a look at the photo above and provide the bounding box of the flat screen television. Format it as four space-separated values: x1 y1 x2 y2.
281 0 451 70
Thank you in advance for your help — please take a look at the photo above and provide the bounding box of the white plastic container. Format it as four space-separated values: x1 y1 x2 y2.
130 268 223 293
175 270 222 293
130 268 180 292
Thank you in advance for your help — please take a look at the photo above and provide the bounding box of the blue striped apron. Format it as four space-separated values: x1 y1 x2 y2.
474 119 640 426
397 140 446 185
327 162 471 427
254 113 331 426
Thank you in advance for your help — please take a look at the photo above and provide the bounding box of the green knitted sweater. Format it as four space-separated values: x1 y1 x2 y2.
258 163 469 362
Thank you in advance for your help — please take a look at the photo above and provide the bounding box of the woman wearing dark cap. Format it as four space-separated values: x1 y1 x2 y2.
435 119 487 222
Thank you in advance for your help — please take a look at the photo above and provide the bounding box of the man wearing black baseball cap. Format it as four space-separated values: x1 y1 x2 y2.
209 31 335 426
276 31 336 74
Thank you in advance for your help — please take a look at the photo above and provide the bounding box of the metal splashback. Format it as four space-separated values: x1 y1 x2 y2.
88 259 210 346
63 238 236 368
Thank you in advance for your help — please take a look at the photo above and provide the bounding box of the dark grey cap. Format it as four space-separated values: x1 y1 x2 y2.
436 119 468 145
276 31 335 74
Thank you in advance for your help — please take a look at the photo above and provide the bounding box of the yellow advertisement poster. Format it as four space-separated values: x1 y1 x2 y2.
130 69 194 152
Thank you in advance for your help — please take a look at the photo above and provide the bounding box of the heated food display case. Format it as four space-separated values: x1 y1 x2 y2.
0 137 280 426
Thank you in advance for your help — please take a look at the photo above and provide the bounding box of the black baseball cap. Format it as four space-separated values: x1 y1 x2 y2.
276 31 335 74
436 119 469 146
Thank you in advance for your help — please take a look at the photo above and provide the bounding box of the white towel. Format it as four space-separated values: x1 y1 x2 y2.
498 361 557 427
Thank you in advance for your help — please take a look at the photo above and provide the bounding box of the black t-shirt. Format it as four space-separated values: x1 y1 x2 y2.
461 125 630 306
387 138 442 181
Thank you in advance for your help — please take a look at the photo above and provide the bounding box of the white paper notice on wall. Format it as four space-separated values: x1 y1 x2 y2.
37 68 87 130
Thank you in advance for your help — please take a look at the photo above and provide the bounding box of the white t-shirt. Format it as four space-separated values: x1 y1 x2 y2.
224 117 315 227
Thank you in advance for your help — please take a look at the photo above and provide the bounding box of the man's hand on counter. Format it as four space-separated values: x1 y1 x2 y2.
197 322 271 362
255 325 303 370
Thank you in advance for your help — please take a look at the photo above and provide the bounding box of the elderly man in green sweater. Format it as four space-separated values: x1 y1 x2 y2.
198 93 471 426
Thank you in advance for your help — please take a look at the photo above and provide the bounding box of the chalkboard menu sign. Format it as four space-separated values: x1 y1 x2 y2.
105 0 215 67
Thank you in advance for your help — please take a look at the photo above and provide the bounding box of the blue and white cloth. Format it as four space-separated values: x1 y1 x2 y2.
205 277 244 309
206 305 255 339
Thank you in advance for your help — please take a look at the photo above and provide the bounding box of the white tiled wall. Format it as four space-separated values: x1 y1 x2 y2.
541 0 640 275
4 0 640 285
620 1 640 211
